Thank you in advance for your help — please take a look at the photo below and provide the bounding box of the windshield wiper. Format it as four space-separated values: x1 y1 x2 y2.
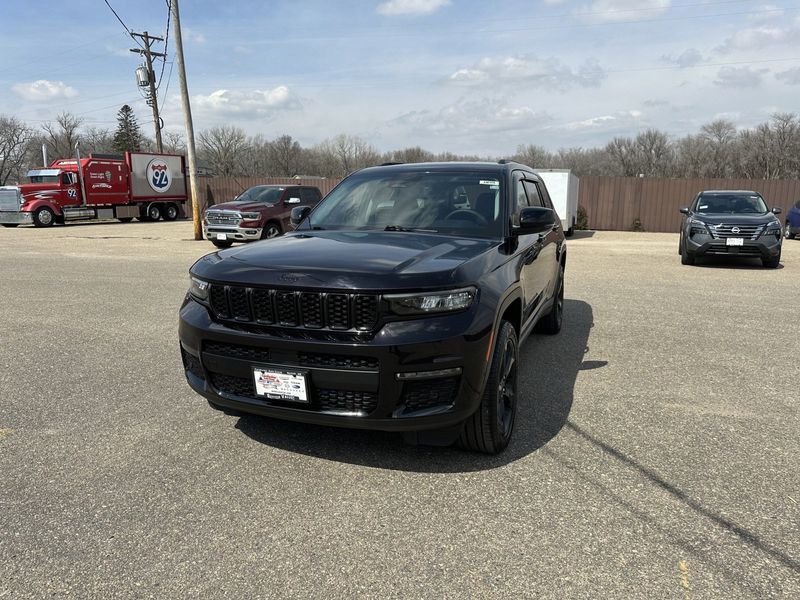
384 225 438 233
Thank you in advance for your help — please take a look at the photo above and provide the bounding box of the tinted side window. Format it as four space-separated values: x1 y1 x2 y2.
523 180 544 208
301 188 321 203
536 181 554 209
514 175 529 213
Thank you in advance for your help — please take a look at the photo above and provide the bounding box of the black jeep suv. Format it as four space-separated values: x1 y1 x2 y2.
179 161 566 454
679 190 783 268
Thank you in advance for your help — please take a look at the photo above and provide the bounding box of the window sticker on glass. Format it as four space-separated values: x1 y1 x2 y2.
699 205 708 210
479 180 499 186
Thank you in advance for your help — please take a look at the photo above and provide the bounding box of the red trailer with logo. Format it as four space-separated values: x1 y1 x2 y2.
0 151 188 228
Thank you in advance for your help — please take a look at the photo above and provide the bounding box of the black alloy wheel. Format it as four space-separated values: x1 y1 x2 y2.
459 320 518 454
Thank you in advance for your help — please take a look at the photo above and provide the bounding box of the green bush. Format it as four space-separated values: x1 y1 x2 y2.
576 205 589 230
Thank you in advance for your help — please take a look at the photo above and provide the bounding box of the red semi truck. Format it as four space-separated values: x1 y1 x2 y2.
0 151 188 228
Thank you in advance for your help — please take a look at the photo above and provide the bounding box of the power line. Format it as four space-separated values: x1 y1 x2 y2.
156 2 171 91
102 0 142 47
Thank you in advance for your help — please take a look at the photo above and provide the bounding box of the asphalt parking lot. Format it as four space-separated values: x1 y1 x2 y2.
1 222 798 599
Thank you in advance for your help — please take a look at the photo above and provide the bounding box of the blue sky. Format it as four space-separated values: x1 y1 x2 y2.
1 0 799 155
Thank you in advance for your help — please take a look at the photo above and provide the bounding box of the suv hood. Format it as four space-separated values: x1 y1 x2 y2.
693 213 778 225
207 200 270 212
192 230 500 290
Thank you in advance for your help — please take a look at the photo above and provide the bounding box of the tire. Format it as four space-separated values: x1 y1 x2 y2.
536 264 564 335
261 221 282 239
762 253 781 268
680 238 695 265
163 203 179 221
32 207 55 228
458 320 518 454
786 225 796 240
678 233 684 255
212 240 233 249
117 217 133 223
565 226 574 238
1 224 18 228
146 204 162 221
206 399 245 417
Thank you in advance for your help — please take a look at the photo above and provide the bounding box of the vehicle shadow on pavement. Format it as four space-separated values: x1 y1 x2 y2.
691 256 785 270
234 299 596 472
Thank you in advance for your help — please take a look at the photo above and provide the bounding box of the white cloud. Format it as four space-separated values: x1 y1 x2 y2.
576 0 670 24
560 110 644 132
192 86 302 118
775 67 800 85
447 55 605 90
661 48 704 68
713 66 768 88
183 27 206 44
377 0 451 16
11 80 78 102
392 96 551 136
715 20 799 53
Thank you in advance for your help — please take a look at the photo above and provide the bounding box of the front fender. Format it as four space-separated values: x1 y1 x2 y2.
22 198 62 216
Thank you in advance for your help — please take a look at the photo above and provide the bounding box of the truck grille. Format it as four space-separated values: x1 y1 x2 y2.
0 187 21 212
710 224 764 240
203 341 378 370
209 285 379 332
205 210 242 226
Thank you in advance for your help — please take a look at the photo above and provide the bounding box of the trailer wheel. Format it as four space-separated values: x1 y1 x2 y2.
118 217 133 223
146 204 162 221
33 207 55 228
163 203 179 221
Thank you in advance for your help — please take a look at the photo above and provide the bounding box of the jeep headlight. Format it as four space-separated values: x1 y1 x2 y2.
189 275 210 301
385 287 477 315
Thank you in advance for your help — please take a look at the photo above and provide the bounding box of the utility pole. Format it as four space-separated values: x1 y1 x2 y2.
169 0 202 240
130 31 165 153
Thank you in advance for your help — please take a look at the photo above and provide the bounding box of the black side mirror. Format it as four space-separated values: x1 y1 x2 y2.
772 207 782 215
679 207 689 214
290 205 311 227
514 207 556 235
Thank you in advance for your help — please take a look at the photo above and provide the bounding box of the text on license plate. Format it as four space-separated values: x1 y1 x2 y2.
253 368 308 403
726 237 744 246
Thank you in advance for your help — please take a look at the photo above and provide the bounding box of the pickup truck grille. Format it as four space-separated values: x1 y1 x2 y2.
710 224 764 240
209 284 379 332
205 210 242 226
0 187 21 212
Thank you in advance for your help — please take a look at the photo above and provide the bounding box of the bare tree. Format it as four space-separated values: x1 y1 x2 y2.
700 119 737 178
605 137 638 176
314 134 380 177
387 146 435 164
83 127 115 154
269 134 303 176
42 112 84 159
198 125 248 176
634 129 673 177
0 116 35 185
513 144 552 168
163 131 187 155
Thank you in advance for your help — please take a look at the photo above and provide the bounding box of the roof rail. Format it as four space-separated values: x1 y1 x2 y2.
379 161 404 166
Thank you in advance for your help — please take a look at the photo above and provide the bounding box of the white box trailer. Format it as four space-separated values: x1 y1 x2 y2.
534 169 579 237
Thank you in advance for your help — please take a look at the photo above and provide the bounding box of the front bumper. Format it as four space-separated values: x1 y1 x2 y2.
0 211 33 225
203 223 262 243
178 297 492 432
686 233 782 258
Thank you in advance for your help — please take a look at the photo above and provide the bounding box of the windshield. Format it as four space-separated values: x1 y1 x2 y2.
307 170 505 238
237 186 284 204
694 193 768 214
28 175 59 184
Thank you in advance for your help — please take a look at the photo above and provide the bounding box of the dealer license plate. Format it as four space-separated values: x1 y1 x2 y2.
726 237 744 246
216 233 227 241
253 368 308 403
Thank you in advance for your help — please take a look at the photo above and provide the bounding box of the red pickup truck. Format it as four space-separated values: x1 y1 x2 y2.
203 184 322 248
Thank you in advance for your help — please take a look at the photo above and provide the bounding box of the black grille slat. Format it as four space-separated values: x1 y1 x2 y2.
181 348 204 379
204 342 271 362
229 287 251 321
209 285 230 319
353 295 378 330
276 292 298 326
252 289 275 324
326 294 350 329
297 352 378 370
300 293 323 328
210 373 253 397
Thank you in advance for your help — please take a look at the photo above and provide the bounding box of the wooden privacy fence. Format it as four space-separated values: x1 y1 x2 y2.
579 176 800 233
185 174 800 232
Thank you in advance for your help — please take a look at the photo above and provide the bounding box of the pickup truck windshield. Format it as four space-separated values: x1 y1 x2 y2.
309 171 505 239
694 193 768 214
238 186 284 204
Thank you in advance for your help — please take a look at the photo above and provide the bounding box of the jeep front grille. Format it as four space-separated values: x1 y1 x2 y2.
208 285 380 332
